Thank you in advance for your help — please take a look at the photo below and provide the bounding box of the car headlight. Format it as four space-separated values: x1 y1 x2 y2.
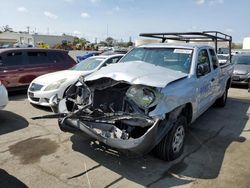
44 78 67 91
126 85 160 109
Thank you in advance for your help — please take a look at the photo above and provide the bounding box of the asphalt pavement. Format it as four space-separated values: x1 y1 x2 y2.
0 87 249 188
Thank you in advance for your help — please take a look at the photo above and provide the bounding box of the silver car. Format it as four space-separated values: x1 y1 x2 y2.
231 54 250 85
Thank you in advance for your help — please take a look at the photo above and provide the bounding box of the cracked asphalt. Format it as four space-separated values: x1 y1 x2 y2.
0 87 249 188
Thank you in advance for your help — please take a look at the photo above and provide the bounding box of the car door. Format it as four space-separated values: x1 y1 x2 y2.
0 50 26 88
18 50 53 86
208 48 221 100
196 49 215 115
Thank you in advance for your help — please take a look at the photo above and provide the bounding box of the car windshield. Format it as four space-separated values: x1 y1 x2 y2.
232 55 250 65
120 47 193 73
71 58 105 71
217 55 229 60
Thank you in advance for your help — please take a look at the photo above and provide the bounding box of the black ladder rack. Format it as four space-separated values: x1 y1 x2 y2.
139 31 232 57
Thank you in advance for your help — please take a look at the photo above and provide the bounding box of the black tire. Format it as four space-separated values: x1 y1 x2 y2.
215 88 228 107
154 116 187 161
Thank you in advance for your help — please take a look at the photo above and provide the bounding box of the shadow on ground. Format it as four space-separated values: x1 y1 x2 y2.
0 111 28 135
0 169 28 188
70 97 249 187
8 89 27 101
8 89 52 112
230 84 248 90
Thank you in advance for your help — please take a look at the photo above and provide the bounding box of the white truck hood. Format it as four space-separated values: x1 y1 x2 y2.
33 70 93 85
85 61 188 88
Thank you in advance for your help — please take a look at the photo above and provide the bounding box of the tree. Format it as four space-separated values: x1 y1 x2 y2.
127 41 134 47
99 41 108 47
2 25 13 32
105 37 115 46
231 42 243 49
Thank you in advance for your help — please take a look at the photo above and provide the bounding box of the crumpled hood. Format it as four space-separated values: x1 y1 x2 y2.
33 70 93 85
233 64 250 75
85 61 188 88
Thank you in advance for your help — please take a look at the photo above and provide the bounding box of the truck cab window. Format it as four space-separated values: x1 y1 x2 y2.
197 49 211 76
209 49 219 69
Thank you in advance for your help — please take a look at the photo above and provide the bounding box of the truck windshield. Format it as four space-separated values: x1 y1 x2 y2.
121 47 193 73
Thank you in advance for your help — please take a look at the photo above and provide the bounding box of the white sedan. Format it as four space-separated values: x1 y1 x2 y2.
0 81 8 109
27 54 124 107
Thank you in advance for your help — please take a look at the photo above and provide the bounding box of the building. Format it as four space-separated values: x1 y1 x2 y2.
0 32 74 47
243 37 250 49
32 34 74 47
0 32 33 46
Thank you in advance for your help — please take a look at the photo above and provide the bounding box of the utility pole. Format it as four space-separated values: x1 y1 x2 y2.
107 24 109 38
27 26 30 34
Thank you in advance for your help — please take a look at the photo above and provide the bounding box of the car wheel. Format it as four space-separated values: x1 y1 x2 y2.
215 88 228 107
155 116 187 161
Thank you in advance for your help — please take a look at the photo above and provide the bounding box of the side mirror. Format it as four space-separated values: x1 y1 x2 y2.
197 64 209 77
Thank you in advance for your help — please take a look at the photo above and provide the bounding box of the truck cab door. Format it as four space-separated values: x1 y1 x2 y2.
196 49 214 115
208 49 221 100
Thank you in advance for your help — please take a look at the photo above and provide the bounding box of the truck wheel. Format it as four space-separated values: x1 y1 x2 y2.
155 116 187 161
215 88 228 107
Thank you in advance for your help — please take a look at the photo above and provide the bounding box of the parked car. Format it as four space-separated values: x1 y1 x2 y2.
13 43 34 48
100 49 128 56
28 54 124 107
217 54 229 65
0 80 8 109
76 52 101 63
0 44 13 49
34 32 233 161
231 54 250 85
0 48 76 90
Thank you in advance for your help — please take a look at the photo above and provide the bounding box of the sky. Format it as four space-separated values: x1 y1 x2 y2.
0 0 249 43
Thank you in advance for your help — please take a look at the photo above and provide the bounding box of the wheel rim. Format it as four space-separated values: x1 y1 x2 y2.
172 125 185 154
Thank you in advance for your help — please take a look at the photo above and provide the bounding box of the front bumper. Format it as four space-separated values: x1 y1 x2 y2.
0 85 8 109
59 117 160 155
56 98 166 155
231 74 249 85
27 88 61 107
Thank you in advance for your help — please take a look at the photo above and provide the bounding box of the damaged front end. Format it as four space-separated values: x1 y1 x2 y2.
50 76 169 155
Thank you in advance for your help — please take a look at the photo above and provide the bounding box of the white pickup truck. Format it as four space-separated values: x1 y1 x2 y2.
34 31 233 161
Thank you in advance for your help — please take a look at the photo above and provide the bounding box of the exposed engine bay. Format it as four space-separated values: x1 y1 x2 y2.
59 76 162 140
